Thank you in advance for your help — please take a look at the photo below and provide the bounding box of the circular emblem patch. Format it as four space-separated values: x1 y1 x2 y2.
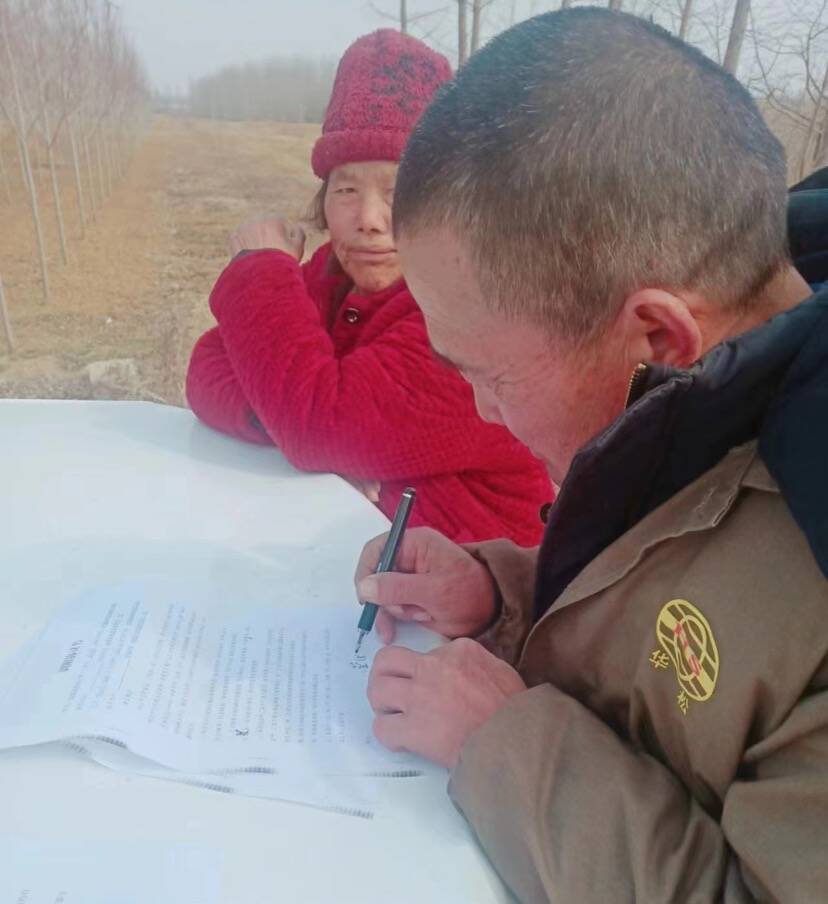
656 599 719 702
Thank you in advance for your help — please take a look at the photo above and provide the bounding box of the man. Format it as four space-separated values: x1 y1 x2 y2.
355 9 828 902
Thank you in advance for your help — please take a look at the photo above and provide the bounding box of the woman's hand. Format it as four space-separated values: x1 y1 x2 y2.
345 478 382 504
229 215 306 260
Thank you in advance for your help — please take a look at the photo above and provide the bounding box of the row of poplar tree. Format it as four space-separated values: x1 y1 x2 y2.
0 0 148 348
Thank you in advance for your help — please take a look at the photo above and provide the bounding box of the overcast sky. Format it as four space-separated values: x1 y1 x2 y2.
117 0 560 93
117 0 783 95
118 0 439 94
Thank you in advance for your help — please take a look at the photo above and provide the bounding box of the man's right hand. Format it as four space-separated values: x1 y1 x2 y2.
355 527 497 644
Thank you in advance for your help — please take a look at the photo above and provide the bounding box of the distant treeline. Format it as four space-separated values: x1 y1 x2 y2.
189 57 337 123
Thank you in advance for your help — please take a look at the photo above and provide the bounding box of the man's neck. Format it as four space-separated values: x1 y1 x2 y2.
699 265 814 352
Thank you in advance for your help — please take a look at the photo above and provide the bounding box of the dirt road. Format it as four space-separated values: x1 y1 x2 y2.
0 116 322 405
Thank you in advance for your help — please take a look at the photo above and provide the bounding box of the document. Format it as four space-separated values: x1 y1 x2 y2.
0 839 219 904
67 735 378 818
0 584 439 816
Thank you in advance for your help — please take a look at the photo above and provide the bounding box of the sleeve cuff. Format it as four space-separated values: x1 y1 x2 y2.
463 540 539 664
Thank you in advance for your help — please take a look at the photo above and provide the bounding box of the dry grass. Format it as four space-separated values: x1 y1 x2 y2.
0 115 323 404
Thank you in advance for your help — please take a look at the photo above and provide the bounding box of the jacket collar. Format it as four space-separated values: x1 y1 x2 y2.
535 287 828 619
789 166 828 285
537 441 763 619
305 243 406 327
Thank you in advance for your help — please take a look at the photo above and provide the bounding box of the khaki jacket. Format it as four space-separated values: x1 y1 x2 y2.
452 442 828 902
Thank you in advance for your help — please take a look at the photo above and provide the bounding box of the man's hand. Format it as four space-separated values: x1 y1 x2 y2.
355 527 497 643
368 638 526 768
228 215 306 260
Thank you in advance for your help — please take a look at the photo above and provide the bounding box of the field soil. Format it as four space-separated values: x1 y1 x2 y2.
0 115 323 405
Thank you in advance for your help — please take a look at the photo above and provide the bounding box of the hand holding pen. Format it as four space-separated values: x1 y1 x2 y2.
354 488 417 655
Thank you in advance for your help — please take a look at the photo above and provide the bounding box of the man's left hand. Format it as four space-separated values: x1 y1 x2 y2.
367 638 527 768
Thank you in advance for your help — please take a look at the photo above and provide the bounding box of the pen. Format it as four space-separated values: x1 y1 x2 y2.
354 487 416 656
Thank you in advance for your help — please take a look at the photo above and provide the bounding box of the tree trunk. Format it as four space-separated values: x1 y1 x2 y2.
46 137 69 264
1 24 50 302
69 120 87 236
114 127 124 180
19 136 50 302
83 129 98 219
103 129 114 194
94 132 106 201
0 142 11 203
14 128 27 187
679 0 694 40
509 0 517 25
400 0 408 33
34 53 70 265
458 0 469 66
723 0 750 75
815 123 828 168
38 136 50 194
799 66 828 178
608 0 624 10
32 133 45 194
0 275 14 354
560 0 574 8
471 0 482 53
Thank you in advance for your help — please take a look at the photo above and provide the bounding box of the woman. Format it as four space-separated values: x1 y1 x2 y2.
186 30 552 545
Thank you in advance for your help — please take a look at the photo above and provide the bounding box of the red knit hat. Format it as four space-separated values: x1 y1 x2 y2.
312 30 452 180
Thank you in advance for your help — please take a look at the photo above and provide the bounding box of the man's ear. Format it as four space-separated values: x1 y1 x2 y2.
617 288 703 368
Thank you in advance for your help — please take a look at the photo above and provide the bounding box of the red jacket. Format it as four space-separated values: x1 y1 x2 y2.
186 244 552 545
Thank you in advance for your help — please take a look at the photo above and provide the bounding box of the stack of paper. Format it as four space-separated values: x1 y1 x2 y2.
0 584 442 818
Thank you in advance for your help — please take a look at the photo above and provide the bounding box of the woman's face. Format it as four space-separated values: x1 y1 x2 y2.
324 161 402 294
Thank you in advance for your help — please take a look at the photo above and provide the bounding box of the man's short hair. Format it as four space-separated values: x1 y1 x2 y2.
394 8 790 344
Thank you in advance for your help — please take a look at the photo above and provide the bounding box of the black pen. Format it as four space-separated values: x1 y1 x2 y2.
354 487 416 656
